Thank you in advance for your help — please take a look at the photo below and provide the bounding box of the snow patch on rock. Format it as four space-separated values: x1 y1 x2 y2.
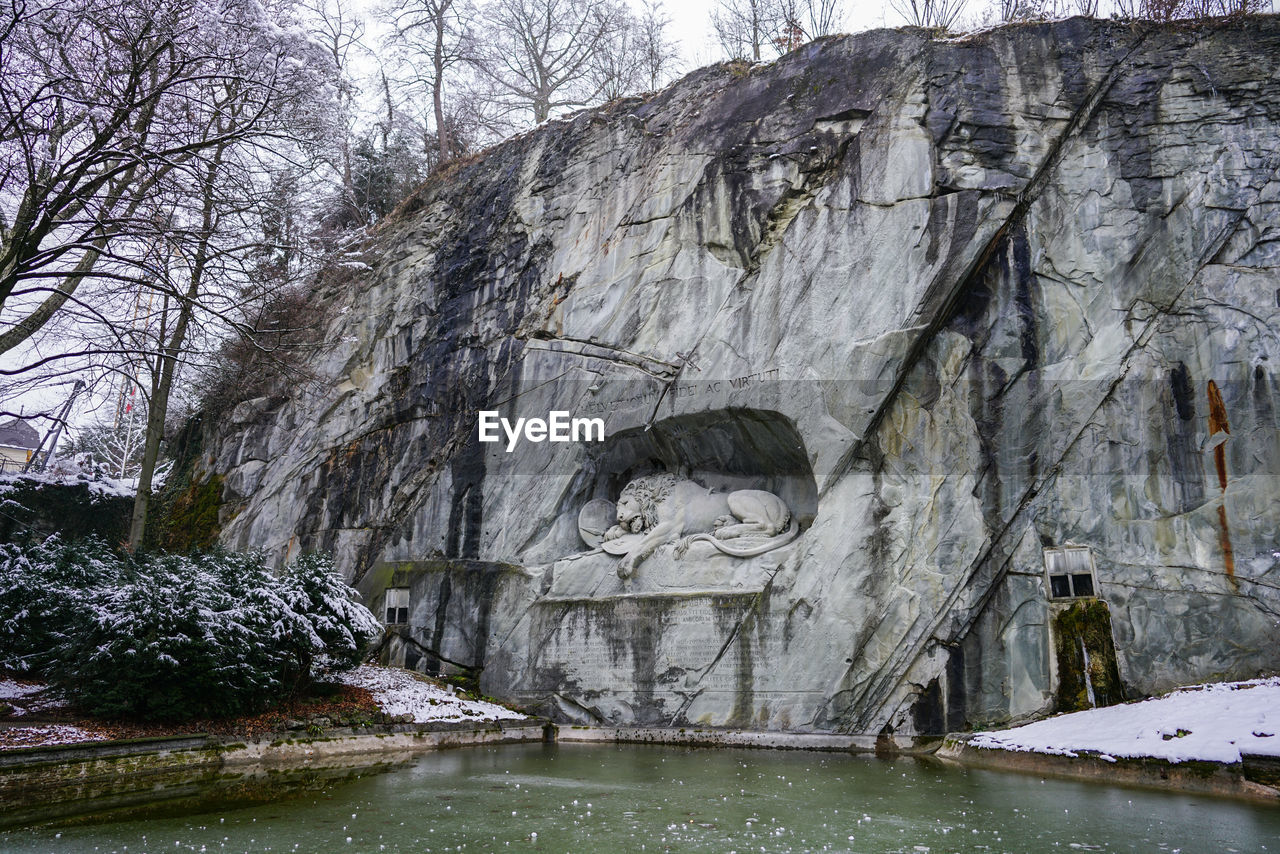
0 470 135 498
970 677 1280 763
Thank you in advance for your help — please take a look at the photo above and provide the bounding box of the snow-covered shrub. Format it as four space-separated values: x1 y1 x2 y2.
52 550 300 720
277 553 383 681
0 535 122 673
0 537 381 721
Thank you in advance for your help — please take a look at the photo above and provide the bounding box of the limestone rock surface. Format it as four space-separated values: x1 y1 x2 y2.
208 18 1280 736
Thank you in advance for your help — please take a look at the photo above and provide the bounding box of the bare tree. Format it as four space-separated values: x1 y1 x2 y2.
470 0 629 125
300 0 368 219
1110 0 1268 16
890 0 969 28
586 15 644 102
1137 0 1267 17
0 0 338 547
633 0 681 92
0 0 332 354
65 410 151 480
586 0 680 98
383 0 473 163
712 0 784 61
586 1 680 99
786 0 843 39
994 0 1047 20
713 0 841 59
0 0 192 355
127 119 334 550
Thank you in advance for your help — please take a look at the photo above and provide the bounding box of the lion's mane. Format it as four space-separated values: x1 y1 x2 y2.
617 472 679 532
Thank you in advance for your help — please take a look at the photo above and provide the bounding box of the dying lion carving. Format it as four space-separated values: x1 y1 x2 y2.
601 474 799 578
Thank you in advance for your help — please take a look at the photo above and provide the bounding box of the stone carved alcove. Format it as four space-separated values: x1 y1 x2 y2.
569 407 817 533
541 408 815 599
497 409 818 724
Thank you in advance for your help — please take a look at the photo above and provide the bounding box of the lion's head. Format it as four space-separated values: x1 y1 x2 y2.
615 473 679 533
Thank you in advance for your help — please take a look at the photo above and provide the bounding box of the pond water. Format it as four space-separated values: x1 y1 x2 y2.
5 743 1278 853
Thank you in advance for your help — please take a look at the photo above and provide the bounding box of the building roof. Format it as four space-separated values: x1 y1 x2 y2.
0 418 40 450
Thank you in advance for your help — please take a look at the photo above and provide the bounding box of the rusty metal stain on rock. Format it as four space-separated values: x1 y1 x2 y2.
1207 379 1234 583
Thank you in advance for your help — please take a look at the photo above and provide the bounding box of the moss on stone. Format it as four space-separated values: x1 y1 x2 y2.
144 414 221 551
161 473 225 552
1053 599 1126 713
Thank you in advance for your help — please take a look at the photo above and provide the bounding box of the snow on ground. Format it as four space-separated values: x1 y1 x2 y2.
337 665 526 723
970 677 1280 764
0 724 111 750
0 677 65 716
1 678 104 751
0 677 44 704
0 666 522 751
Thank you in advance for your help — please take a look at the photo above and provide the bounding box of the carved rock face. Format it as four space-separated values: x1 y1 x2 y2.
216 19 1280 734
585 476 800 578
614 497 642 533
576 499 615 548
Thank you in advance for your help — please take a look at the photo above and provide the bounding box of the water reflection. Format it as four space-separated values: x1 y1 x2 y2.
4 743 1277 853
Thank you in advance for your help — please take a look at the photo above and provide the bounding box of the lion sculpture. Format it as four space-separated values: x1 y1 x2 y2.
601 473 799 578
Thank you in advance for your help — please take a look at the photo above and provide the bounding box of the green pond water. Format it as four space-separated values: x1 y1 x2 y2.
5 743 1278 853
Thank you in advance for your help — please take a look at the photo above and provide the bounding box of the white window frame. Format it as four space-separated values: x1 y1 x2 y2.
1043 545 1099 601
384 587 410 625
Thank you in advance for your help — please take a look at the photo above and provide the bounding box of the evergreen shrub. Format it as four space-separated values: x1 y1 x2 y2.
0 537 381 721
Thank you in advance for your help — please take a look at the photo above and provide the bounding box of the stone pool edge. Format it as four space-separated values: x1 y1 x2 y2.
6 721 1278 826
934 735 1280 803
557 725 1280 803
0 718 551 769
0 719 550 827
556 725 907 753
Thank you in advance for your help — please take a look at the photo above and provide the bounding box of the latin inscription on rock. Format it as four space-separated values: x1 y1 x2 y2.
530 598 764 693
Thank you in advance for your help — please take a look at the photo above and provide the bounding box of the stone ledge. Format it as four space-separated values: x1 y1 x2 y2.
936 736 1280 803
534 589 767 604
555 725 891 752
226 720 550 766
0 733 212 768
0 718 549 775
0 718 550 829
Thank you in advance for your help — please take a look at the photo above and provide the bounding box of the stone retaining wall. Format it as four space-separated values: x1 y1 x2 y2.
936 736 1280 803
0 720 547 828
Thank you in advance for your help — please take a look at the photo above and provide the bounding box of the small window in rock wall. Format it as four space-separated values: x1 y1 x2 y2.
1044 546 1097 599
385 587 410 624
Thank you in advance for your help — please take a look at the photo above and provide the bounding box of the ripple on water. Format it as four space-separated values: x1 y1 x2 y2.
2 743 1277 853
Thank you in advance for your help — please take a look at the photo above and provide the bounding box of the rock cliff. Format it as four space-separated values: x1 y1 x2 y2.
209 17 1280 737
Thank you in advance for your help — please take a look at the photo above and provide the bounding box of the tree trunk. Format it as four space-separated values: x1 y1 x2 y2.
433 17 450 162
128 152 221 550
381 71 394 151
